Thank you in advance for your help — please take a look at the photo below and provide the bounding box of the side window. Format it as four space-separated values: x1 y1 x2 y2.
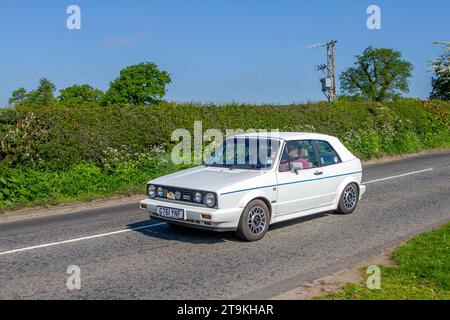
278 145 290 172
315 140 340 166
279 140 319 172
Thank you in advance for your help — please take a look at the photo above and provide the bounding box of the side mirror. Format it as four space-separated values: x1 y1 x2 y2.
290 162 303 174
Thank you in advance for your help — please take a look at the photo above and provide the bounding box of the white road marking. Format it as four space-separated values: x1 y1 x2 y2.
0 222 166 256
363 168 434 185
0 167 437 257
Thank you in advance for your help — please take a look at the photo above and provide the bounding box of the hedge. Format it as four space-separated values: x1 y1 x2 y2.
1 99 449 170
0 99 449 210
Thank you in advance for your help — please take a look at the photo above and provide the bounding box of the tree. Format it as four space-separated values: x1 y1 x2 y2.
102 62 171 106
8 87 28 107
58 84 104 106
429 42 450 100
26 78 57 107
340 47 413 102
8 78 57 108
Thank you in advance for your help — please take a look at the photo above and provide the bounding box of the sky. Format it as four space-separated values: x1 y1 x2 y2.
0 0 449 106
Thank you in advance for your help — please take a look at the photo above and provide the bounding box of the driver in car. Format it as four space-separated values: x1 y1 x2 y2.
279 142 314 171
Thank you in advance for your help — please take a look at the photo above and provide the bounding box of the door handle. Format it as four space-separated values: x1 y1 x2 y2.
314 170 323 176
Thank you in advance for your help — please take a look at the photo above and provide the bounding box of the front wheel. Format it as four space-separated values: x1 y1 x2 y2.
336 183 359 214
236 199 270 241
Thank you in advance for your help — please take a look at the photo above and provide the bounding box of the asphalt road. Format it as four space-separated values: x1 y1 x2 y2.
0 150 449 299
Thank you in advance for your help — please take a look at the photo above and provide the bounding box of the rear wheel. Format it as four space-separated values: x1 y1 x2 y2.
336 183 359 214
236 199 270 241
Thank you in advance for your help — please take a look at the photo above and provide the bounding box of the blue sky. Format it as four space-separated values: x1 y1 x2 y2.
0 0 448 105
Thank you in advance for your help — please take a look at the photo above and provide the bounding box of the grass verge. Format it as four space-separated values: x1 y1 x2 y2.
0 152 193 212
319 222 450 300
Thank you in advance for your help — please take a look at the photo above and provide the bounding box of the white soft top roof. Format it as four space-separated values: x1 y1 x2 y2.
232 132 356 162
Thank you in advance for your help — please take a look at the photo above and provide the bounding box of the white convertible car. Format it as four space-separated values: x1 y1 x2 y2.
140 132 366 241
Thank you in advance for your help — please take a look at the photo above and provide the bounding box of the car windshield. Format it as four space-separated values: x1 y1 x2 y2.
205 137 281 170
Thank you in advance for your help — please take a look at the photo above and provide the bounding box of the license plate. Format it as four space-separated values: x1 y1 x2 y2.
156 206 185 220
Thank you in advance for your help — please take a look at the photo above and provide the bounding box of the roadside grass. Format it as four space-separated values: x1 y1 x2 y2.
319 222 450 300
0 153 194 213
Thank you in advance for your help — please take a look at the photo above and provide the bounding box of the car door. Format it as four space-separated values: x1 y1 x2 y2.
275 140 329 218
311 140 344 204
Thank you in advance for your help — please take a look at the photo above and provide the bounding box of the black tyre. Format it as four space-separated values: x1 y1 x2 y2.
336 183 359 214
236 199 270 241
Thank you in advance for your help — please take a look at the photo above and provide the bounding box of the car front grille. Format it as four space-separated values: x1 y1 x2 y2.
165 187 196 202
154 185 216 208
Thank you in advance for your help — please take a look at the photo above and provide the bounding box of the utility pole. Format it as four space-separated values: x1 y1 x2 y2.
310 40 338 101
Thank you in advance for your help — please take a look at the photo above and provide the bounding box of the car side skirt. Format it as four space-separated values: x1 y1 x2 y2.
273 204 337 224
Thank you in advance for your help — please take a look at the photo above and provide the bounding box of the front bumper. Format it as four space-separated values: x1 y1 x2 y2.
139 198 242 231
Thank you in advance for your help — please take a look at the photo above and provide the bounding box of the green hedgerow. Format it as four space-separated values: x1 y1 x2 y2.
0 99 449 210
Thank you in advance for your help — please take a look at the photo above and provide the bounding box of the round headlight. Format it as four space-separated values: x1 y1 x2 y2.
148 185 156 198
157 187 164 197
194 192 203 203
205 193 216 207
